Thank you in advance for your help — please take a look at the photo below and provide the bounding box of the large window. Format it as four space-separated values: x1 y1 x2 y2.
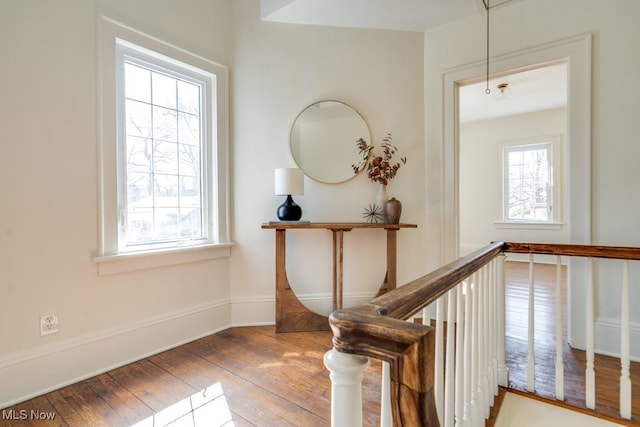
119 48 211 252
500 136 561 225
97 17 229 272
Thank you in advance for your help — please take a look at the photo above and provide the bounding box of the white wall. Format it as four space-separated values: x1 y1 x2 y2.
459 108 569 256
230 0 427 323
0 0 233 408
0 0 427 407
425 0 640 357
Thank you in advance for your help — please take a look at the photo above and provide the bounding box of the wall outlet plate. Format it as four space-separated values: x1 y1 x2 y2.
40 313 59 336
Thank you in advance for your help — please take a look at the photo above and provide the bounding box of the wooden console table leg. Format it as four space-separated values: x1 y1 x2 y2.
376 228 398 296
274 229 329 333
332 230 345 310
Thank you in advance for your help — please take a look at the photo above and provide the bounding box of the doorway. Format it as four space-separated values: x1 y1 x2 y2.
458 63 568 257
441 34 592 348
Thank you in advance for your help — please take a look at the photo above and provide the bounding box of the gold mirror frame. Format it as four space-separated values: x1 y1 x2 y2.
290 100 371 184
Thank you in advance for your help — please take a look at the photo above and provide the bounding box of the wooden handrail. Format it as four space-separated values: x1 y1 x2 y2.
503 242 640 260
328 241 640 426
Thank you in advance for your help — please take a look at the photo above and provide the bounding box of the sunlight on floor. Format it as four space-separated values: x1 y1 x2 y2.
495 392 625 427
130 382 235 427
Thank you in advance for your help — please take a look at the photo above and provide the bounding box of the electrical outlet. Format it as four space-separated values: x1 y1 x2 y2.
40 313 59 336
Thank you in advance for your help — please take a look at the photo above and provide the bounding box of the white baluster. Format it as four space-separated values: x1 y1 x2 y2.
496 254 509 387
324 349 369 427
476 268 488 425
585 257 596 409
435 296 446 422
455 283 466 427
620 260 631 419
380 361 392 427
555 256 565 401
444 288 456 427
527 253 536 392
470 272 481 426
489 259 498 398
463 279 473 425
482 265 491 419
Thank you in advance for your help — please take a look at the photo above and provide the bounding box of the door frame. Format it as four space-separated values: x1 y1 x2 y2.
442 33 592 347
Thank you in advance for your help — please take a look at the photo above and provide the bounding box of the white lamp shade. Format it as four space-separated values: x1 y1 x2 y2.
275 168 304 195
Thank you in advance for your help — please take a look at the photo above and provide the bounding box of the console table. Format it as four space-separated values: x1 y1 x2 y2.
261 222 417 332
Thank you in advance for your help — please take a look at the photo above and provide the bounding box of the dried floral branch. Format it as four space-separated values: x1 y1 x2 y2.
351 133 406 186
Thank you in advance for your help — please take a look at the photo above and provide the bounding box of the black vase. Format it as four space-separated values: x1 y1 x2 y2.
277 195 302 221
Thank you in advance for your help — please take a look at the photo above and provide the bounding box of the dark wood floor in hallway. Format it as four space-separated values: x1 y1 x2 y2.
2 261 638 426
1 327 380 427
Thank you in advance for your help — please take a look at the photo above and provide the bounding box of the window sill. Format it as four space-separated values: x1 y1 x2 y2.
494 221 564 230
93 242 235 276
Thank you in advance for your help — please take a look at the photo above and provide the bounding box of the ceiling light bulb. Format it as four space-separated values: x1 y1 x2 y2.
493 82 512 101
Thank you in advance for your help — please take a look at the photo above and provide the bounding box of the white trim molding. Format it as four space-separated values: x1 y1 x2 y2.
594 318 640 362
0 300 231 409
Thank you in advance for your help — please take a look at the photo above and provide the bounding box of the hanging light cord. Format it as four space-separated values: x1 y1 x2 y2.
485 0 491 95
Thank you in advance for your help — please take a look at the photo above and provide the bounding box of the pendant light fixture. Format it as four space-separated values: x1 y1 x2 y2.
493 82 512 100
484 0 491 95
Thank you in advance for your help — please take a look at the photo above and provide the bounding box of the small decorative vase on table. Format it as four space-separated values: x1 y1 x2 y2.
384 197 402 224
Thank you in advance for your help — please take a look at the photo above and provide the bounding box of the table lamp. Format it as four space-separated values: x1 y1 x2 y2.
275 168 303 221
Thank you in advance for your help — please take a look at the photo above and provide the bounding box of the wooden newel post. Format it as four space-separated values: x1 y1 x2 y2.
324 348 369 427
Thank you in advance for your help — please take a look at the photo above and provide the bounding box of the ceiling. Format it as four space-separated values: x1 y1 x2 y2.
260 0 517 32
459 63 567 122
260 0 567 122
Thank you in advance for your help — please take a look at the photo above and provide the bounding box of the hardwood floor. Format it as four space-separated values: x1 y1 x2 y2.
1 327 381 427
1 261 638 426
504 261 640 425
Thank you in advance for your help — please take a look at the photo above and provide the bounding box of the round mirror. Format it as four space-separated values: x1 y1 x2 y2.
290 101 371 184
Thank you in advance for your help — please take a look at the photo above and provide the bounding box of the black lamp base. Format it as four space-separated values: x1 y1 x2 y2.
277 195 302 221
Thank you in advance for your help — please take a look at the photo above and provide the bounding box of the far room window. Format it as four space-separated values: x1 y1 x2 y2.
501 136 561 224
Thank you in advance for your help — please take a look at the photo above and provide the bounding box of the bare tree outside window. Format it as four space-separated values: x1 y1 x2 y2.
504 144 552 222
123 62 204 246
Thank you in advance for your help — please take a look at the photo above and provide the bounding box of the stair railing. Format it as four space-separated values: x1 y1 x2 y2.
325 241 640 426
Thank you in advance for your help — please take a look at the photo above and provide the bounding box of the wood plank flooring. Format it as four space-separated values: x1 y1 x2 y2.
1 327 380 427
504 261 640 425
1 261 638 426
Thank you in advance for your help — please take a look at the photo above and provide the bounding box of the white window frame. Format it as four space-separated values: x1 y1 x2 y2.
95 17 231 274
496 135 563 230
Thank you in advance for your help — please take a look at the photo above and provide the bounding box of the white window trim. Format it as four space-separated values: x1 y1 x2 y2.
95 17 231 274
496 134 563 229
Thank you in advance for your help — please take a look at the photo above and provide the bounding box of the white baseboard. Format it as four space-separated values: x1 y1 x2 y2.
1 291 375 409
230 292 376 326
595 318 640 362
0 300 231 409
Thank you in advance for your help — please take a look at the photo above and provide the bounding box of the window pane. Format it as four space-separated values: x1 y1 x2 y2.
126 100 152 138
152 73 177 109
127 207 152 243
180 207 202 238
126 136 151 174
125 63 151 103
178 112 200 146
127 172 152 205
154 208 179 240
153 140 178 175
179 143 200 177
506 145 551 221
180 176 201 202
153 106 178 142
177 80 200 114
154 173 179 202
